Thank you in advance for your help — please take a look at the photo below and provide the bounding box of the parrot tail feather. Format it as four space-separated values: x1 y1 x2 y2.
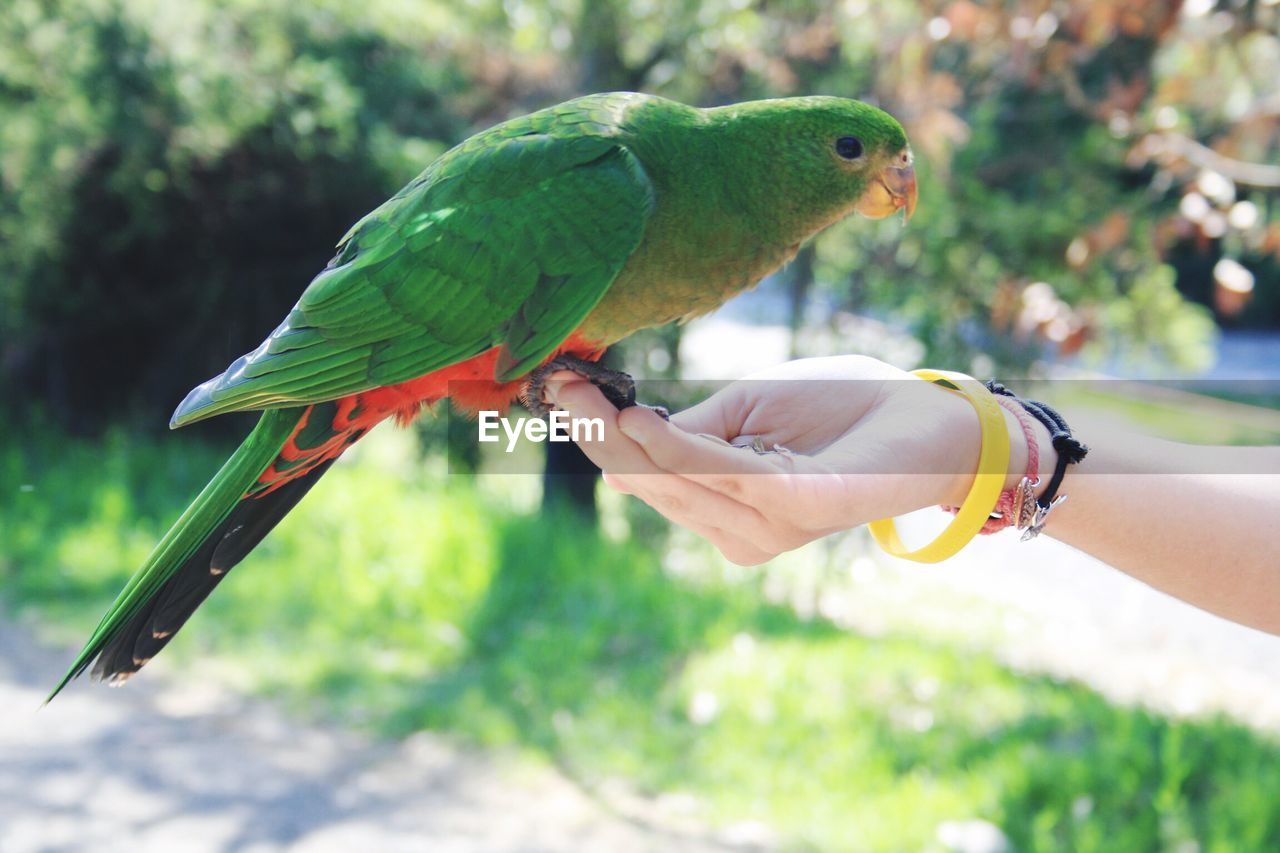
89 458 336 685
48 399 376 701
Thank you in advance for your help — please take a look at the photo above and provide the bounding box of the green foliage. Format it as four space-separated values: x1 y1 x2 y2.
8 425 1280 849
0 0 466 424
0 417 239 625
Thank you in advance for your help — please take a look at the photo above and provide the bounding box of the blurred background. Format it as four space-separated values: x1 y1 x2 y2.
3 0 1280 850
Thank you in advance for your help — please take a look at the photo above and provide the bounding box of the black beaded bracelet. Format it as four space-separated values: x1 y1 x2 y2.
985 381 1089 539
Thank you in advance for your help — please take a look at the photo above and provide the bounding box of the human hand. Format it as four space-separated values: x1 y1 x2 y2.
548 356 1032 566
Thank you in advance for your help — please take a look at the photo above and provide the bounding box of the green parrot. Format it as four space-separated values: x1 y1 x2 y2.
49 91 916 700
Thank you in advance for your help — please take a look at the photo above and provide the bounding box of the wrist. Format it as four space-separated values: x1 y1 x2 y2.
877 369 1017 562
1001 407 1028 492
937 387 984 507
938 392 1057 507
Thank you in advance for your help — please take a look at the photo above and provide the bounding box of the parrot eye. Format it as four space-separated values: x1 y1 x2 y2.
835 136 864 160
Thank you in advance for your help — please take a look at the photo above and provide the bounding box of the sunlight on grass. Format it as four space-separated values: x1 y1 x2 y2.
1048 382 1280 446
6 421 1280 849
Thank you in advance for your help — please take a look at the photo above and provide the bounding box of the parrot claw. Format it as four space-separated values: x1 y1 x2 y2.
521 355 669 420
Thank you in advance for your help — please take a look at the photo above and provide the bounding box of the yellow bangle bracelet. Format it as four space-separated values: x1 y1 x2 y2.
867 369 1010 563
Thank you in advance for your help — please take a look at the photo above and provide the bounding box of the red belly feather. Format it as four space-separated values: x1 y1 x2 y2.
252 334 605 495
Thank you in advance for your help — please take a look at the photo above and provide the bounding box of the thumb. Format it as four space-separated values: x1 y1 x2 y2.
668 383 747 439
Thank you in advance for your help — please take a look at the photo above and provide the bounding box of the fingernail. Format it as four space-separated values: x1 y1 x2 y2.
547 380 577 412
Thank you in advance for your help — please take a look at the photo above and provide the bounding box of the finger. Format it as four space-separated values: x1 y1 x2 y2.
601 471 633 495
610 470 772 542
552 380 663 476
544 370 588 404
555 379 764 480
550 379 782 566
668 386 743 437
704 530 776 567
623 411 841 546
616 405 794 503
556 381 805 556
619 483 775 566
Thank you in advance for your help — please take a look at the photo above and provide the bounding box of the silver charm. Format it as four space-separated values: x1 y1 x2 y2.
1021 494 1068 541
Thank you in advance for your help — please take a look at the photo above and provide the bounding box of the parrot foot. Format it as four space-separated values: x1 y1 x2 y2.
521 356 669 420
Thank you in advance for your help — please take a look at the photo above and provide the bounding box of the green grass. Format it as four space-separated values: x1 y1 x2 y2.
6 421 1280 849
1047 381 1280 446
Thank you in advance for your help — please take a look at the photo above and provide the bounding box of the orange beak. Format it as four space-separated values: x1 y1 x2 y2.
883 162 918 222
854 151 919 223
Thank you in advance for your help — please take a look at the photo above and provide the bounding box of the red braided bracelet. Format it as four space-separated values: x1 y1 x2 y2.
943 394 1039 534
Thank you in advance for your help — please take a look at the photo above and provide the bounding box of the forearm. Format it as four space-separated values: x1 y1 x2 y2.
1042 431 1280 633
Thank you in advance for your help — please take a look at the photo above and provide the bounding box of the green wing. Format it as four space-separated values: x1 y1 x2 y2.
172 95 655 426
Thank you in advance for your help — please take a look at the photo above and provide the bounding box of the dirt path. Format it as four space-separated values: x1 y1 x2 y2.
0 619 764 853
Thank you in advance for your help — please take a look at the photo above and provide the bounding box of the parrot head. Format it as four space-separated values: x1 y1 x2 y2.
704 95 917 232
782 96 917 224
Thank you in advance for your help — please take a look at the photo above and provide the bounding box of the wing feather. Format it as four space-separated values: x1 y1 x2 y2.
171 94 656 426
